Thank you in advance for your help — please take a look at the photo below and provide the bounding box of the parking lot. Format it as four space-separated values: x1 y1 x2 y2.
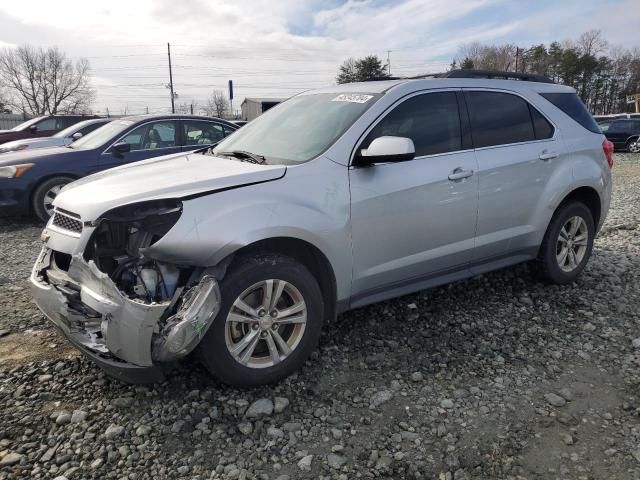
0 153 637 479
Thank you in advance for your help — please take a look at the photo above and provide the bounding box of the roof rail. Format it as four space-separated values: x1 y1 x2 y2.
430 69 554 83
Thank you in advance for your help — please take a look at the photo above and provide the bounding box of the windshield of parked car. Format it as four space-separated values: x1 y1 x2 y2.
212 93 382 164
68 120 133 149
10 116 45 132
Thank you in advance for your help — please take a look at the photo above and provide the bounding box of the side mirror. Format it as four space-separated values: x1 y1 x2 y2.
71 132 83 140
29 125 38 133
356 136 415 165
111 142 131 156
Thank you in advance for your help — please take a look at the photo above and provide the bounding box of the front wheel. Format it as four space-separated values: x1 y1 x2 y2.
538 201 595 284
628 138 640 153
32 176 74 222
198 254 324 387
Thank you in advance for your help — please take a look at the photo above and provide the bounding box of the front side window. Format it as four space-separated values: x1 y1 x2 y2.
119 121 176 151
183 121 228 146
466 91 535 148
213 92 381 164
35 117 59 131
362 92 462 157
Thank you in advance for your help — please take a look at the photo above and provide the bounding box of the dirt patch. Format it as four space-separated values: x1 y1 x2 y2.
0 330 78 368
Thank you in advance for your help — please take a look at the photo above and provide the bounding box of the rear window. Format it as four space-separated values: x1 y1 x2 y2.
540 93 600 134
466 91 535 148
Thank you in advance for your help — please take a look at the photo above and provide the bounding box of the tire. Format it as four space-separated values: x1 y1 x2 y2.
32 176 74 222
538 201 595 284
198 253 325 387
627 138 640 153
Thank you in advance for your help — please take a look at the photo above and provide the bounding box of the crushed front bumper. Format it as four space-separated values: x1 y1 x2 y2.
30 247 220 383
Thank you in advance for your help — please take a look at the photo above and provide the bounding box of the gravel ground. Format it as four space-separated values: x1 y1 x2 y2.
1 153 639 480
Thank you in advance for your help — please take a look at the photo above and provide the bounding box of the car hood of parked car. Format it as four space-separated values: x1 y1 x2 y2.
53 151 287 220
0 146 73 166
0 137 67 153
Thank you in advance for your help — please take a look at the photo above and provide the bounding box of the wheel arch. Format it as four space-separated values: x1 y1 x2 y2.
29 173 80 213
555 186 602 228
224 237 339 322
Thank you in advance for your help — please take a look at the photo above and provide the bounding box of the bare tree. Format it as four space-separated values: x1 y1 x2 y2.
454 42 517 71
576 30 608 56
0 45 94 115
204 90 229 117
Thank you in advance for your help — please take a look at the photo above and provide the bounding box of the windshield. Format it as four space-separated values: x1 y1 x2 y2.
213 92 381 164
10 116 45 132
53 120 99 138
69 120 133 149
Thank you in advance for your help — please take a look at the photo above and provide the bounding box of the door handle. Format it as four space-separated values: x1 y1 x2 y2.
539 151 558 161
448 168 474 181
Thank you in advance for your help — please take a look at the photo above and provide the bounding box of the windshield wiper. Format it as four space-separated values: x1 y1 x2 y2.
217 150 266 164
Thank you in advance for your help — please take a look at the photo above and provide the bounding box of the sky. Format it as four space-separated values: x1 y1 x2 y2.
0 0 639 116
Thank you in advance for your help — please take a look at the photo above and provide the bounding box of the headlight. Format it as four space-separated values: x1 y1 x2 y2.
0 163 34 178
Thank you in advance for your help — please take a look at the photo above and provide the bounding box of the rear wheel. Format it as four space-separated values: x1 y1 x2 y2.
628 138 640 153
32 176 74 222
198 254 324 386
538 201 595 284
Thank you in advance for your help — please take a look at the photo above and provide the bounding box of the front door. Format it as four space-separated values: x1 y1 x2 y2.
349 91 478 300
99 120 182 170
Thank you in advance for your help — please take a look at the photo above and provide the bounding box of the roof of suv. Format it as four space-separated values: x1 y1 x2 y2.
301 77 574 96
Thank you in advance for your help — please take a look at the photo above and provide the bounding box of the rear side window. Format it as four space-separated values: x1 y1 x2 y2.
364 92 462 157
607 121 628 133
540 93 600 134
466 91 535 148
529 107 554 139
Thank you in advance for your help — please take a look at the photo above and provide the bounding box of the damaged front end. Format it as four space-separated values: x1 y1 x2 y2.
30 200 221 382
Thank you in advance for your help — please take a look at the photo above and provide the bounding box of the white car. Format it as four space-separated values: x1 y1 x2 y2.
0 118 111 154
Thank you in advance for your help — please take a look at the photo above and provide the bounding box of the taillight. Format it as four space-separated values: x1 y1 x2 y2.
602 139 614 169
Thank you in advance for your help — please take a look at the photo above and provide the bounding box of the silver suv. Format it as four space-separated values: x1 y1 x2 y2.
31 71 613 386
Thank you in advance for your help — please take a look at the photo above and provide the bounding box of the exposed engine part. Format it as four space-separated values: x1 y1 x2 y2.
152 275 221 362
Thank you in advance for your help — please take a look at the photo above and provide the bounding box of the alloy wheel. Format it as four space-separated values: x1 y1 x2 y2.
224 279 307 368
42 184 64 216
556 216 589 272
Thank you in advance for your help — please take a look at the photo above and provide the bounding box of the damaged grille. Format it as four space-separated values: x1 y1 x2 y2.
52 211 83 234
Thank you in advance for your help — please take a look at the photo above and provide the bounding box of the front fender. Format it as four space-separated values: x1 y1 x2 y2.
146 158 352 302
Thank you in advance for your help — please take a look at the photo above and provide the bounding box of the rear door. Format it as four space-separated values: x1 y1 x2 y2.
465 89 564 265
605 120 632 149
179 119 236 152
98 120 181 170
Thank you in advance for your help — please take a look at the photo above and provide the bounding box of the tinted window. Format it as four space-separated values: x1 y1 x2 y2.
119 121 176 152
36 117 58 131
540 93 600 134
78 122 105 136
59 117 80 128
529 106 554 139
183 121 228 146
364 92 461 157
607 121 630 133
466 91 535 148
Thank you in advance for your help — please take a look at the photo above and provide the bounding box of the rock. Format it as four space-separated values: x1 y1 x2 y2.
331 428 343 439
267 426 284 438
104 424 125 440
55 411 71 425
0 329 10 337
370 390 393 408
238 422 253 435
70 410 87 423
401 431 420 441
298 454 313 471
111 397 133 408
0 452 23 466
90 458 104 469
177 466 189 474
557 388 573 401
136 425 151 436
560 433 574 445
52 477 69 480
274 396 290 413
38 374 53 382
245 398 274 418
410 372 424 382
440 399 454 409
583 322 596 332
633 338 640 349
544 393 566 407
375 455 393 470
327 453 347 469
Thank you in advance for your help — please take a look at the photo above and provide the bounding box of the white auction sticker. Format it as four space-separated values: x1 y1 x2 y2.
332 94 373 103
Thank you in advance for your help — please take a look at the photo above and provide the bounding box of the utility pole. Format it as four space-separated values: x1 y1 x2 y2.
515 47 519 72
167 42 175 114
386 50 392 76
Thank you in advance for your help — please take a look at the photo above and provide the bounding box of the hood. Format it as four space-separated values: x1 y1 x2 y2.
0 137 66 153
0 145 72 166
54 151 287 220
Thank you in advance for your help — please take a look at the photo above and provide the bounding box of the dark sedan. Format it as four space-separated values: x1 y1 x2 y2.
0 114 237 221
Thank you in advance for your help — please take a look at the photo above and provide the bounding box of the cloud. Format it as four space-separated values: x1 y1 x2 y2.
0 0 638 114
